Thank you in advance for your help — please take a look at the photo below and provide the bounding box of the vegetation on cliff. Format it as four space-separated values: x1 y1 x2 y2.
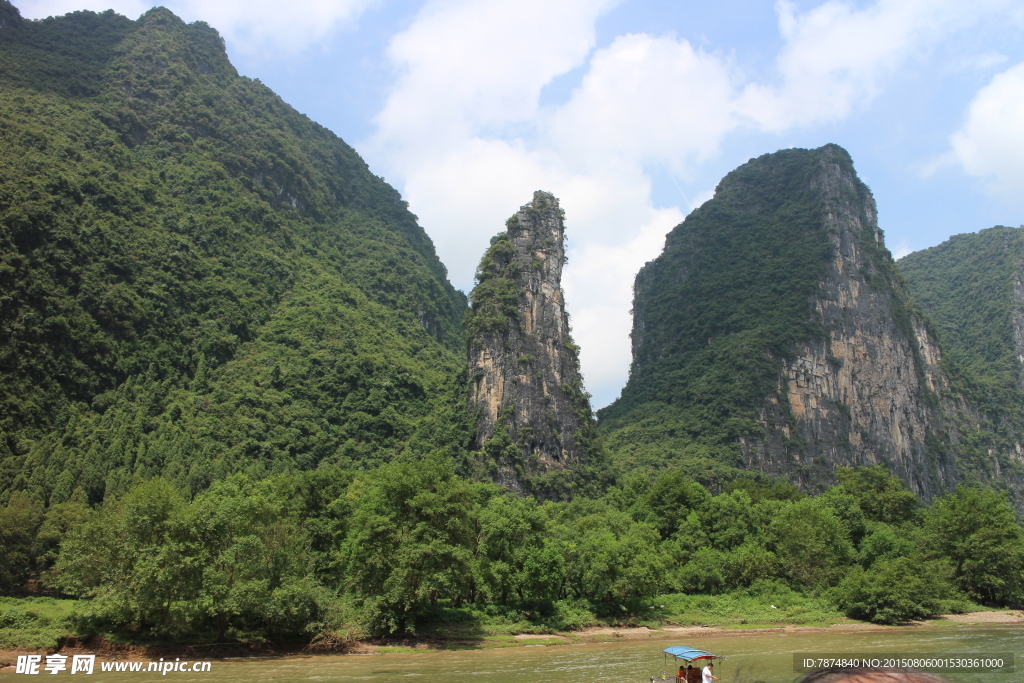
465 192 601 497
0 1 470 506
598 147 850 483
898 226 1024 484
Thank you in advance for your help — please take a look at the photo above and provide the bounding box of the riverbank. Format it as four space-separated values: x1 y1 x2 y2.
3 611 1023 670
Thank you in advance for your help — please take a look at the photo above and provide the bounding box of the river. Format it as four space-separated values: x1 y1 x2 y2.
3 626 1020 682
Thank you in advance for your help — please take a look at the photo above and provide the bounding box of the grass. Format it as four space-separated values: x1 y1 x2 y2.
654 583 846 627
0 597 78 649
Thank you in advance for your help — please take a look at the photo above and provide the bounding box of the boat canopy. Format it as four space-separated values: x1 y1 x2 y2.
662 646 723 662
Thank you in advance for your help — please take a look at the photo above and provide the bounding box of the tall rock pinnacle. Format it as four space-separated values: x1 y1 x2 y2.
465 191 597 492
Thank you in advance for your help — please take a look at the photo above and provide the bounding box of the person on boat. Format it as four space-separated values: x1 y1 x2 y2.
702 661 718 683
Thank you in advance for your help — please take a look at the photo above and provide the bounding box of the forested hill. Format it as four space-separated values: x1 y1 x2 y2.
898 227 1024 461
0 1 471 506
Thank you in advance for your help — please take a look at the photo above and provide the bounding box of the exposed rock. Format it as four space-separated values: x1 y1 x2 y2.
466 191 597 492
737 148 959 498
608 144 1005 499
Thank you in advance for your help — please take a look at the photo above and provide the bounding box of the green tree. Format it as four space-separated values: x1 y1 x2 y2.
0 491 44 592
336 456 477 634
700 489 757 551
474 494 563 610
554 507 666 613
643 472 711 539
857 523 916 568
769 498 854 588
53 478 190 632
675 546 726 594
835 557 947 624
923 487 1024 606
835 466 920 525
725 541 781 588
34 496 93 576
181 475 323 639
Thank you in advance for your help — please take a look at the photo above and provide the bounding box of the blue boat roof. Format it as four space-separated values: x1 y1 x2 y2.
663 646 723 661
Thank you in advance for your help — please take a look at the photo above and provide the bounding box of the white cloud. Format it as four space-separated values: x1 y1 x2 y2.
564 207 684 405
739 0 1005 130
951 62 1024 199
176 0 378 57
547 34 739 175
892 240 913 259
954 52 1008 72
373 0 619 164
18 0 376 56
368 0 625 290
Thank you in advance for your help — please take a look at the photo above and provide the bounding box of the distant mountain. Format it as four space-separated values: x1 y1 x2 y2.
899 226 1024 482
599 145 1022 500
0 1 470 505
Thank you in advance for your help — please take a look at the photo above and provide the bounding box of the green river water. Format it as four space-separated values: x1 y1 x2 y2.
4 626 1021 682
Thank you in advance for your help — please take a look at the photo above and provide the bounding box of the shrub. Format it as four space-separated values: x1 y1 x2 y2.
834 557 948 624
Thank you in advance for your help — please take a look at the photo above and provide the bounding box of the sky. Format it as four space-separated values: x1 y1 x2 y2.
17 0 1024 408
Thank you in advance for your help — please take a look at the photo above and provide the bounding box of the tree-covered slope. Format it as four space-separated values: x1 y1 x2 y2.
898 226 1024 450
598 147 841 482
0 1 470 505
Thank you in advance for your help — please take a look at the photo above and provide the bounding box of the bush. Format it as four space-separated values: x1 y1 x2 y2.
675 547 726 594
770 498 854 587
858 523 916 568
725 542 780 587
834 557 948 624
547 599 595 631
924 487 1024 607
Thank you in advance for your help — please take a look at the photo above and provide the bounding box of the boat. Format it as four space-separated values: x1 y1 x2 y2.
651 646 726 683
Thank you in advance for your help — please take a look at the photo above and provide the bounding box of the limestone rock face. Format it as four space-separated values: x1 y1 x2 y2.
736 152 959 498
466 191 596 491
609 144 997 499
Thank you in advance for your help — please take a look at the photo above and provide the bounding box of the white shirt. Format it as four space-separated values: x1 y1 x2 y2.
702 665 714 683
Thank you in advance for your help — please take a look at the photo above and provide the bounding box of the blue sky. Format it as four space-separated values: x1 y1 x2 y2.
18 0 1024 408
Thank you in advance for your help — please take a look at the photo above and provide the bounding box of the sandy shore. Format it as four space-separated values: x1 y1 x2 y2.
937 610 1024 623
3 612 1021 669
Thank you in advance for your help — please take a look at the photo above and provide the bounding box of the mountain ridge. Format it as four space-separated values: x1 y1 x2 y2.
0 0 471 504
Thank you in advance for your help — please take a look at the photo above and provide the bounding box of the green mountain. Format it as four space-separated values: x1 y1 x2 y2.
598 146 843 484
599 145 1019 499
898 226 1024 462
0 1 471 506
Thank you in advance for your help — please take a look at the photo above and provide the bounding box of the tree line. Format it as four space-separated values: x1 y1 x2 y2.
2 462 1023 640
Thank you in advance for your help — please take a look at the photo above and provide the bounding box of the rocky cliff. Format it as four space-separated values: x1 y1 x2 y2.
601 144 1005 499
734 147 959 497
466 192 597 493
